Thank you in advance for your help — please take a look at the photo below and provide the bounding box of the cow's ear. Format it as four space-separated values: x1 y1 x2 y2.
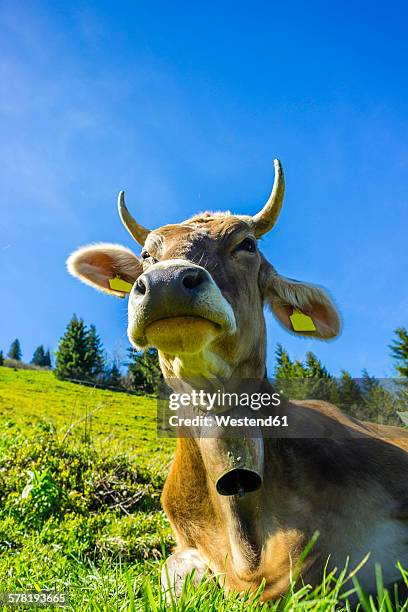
67 243 143 298
260 259 341 340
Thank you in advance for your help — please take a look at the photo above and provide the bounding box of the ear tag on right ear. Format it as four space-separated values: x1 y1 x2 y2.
109 276 133 293
290 309 316 332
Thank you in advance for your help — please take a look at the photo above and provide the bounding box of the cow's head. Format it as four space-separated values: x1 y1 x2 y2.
68 160 340 382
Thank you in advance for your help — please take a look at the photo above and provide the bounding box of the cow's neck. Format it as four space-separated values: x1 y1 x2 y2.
160 347 269 576
165 437 265 578
219 485 264 576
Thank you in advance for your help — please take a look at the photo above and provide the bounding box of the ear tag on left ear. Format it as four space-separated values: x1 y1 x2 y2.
109 276 133 293
290 309 316 332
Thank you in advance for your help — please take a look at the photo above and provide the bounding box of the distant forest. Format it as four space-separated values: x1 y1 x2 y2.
1 317 407 425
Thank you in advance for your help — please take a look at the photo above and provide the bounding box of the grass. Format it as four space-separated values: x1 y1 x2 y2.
0 366 407 611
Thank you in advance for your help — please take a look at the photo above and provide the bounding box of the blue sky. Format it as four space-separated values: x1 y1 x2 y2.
0 0 407 376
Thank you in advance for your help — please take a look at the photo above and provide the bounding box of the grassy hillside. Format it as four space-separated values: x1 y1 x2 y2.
0 367 406 611
0 367 175 611
0 367 171 458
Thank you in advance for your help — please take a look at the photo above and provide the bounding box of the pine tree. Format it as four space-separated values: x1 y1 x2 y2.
275 344 298 378
359 369 382 420
361 369 398 425
55 317 106 382
303 352 339 402
274 344 308 400
0 350 4 366
304 352 330 378
105 363 122 388
85 325 105 380
361 369 380 396
43 349 52 368
390 327 408 378
54 315 91 381
8 339 22 361
127 347 162 394
31 345 45 366
338 370 363 414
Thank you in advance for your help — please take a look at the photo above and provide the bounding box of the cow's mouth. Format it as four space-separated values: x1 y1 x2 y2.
127 260 237 352
144 315 221 354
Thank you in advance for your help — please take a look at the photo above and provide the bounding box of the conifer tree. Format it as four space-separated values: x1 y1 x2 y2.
304 352 330 378
338 369 363 413
8 339 22 361
127 347 162 394
43 349 52 368
54 315 90 381
105 363 122 388
55 317 105 382
361 369 380 396
274 344 308 399
360 369 382 420
390 327 408 379
85 324 105 380
0 350 3 366
304 352 339 402
274 344 305 378
31 345 45 366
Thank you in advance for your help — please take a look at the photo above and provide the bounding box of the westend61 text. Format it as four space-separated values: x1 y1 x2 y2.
168 414 289 428
168 390 282 411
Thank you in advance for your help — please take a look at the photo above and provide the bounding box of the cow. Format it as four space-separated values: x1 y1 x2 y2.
67 160 408 603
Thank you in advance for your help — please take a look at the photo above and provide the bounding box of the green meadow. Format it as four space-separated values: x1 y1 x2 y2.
0 367 406 611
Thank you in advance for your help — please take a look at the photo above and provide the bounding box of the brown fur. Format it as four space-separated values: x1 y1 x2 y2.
162 398 408 599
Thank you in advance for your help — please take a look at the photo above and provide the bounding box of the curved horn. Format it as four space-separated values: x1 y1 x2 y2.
251 159 285 237
117 191 150 246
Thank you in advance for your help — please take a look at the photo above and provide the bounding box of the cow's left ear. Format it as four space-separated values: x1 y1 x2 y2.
67 243 143 298
260 259 341 340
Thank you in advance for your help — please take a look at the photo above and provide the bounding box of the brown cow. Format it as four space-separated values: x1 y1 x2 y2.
67 160 408 602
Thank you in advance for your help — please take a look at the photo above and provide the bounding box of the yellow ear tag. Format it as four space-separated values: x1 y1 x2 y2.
289 309 316 332
108 276 133 293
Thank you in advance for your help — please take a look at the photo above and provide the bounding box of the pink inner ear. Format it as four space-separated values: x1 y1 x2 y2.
309 302 340 338
272 303 293 331
78 253 116 290
79 252 136 286
84 252 116 277
79 263 111 289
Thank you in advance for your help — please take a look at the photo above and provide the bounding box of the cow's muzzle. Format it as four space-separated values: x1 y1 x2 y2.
128 259 236 353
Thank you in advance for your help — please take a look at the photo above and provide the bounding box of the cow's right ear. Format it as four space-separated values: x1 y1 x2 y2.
67 243 143 298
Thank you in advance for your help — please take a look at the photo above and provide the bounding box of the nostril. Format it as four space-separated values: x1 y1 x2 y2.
135 276 147 295
182 270 205 290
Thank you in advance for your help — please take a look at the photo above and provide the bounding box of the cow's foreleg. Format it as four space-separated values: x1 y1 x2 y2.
161 548 210 600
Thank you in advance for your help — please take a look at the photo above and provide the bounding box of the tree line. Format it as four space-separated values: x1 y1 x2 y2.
274 339 408 425
0 316 162 394
0 339 52 367
1 319 407 407
53 315 162 394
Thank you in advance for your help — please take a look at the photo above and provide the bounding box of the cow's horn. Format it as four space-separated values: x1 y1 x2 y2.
118 191 150 246
251 159 285 237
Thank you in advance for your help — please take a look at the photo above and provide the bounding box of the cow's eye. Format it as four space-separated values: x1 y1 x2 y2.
234 237 257 253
